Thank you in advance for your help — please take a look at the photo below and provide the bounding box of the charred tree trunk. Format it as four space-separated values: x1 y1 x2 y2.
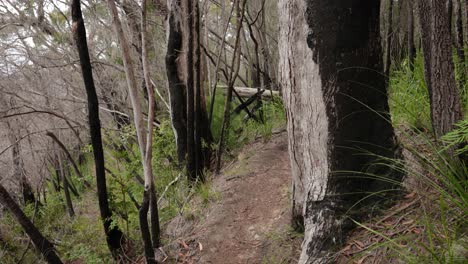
408 0 416 71
166 0 188 165
193 1 212 175
185 0 196 181
58 156 75 218
0 183 63 264
385 0 394 79
278 0 401 262
71 0 125 256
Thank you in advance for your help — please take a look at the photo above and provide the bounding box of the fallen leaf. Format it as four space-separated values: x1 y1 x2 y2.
404 192 416 199
198 242 203 251
354 240 365 249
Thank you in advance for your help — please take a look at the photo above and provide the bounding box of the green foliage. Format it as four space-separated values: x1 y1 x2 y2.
441 119 468 155
389 52 431 130
209 91 286 153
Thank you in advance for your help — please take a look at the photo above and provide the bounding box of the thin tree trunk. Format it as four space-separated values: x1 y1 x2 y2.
46 132 90 188
58 156 75 217
0 183 63 264
456 0 466 84
385 0 394 79
417 0 434 98
216 0 247 174
141 0 161 252
408 0 416 71
71 0 125 256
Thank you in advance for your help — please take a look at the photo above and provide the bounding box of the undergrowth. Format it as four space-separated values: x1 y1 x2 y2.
0 92 285 263
341 54 468 263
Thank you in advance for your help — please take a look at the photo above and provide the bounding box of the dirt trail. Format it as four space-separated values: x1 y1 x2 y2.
167 132 301 263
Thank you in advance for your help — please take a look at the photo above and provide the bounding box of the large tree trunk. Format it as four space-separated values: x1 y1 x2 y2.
166 0 211 180
0 183 63 264
418 0 463 138
71 0 125 256
278 0 400 262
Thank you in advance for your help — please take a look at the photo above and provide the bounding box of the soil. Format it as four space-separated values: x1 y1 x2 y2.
164 132 301 264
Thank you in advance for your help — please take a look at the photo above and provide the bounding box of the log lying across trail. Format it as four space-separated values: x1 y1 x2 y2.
219 86 279 98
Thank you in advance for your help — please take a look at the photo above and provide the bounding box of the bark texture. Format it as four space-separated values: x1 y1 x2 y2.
418 0 463 138
279 0 400 262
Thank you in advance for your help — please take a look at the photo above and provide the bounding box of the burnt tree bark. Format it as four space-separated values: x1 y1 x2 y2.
166 0 188 165
0 183 63 264
71 0 125 256
385 0 394 79
279 0 401 262
166 0 211 180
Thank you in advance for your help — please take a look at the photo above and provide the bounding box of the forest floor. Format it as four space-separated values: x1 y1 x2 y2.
163 131 302 263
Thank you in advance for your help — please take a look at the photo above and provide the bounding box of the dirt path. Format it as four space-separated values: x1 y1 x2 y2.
167 132 301 263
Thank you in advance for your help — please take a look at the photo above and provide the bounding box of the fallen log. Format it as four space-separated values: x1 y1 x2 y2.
220 86 279 98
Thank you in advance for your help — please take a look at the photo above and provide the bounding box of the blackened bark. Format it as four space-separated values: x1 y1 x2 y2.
186 0 196 181
385 0 394 79
408 0 416 71
71 0 124 256
279 0 401 262
0 183 63 264
58 157 75 217
166 0 188 164
194 1 211 176
149 184 161 248
139 190 156 264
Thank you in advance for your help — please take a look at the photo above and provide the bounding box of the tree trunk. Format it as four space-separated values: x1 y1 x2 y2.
141 0 161 254
194 1 212 174
71 0 125 256
0 183 63 264
417 0 434 98
185 0 196 181
385 0 394 78
278 0 401 262
58 156 75 218
166 0 188 164
455 0 466 83
215 0 247 174
408 0 416 71
107 0 162 262
419 0 464 138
